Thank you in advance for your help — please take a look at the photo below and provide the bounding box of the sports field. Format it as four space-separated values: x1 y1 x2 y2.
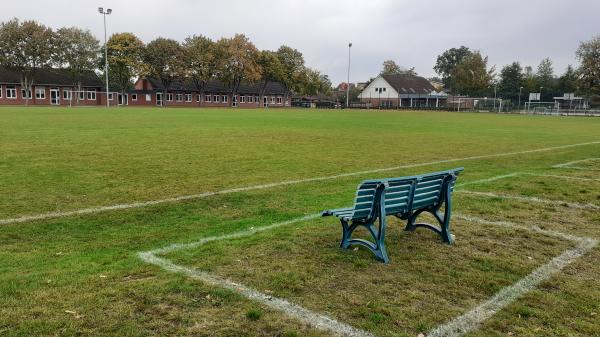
1 106 599 337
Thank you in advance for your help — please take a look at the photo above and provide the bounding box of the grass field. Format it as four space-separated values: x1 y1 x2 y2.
0 106 599 337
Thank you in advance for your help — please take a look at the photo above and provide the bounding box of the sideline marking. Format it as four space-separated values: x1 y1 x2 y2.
3 140 600 225
552 157 600 170
139 213 376 337
428 214 597 337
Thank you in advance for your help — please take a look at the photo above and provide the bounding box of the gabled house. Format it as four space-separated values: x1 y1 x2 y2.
358 74 448 109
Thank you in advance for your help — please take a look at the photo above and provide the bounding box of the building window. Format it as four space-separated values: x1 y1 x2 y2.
166 93 173 102
35 87 45 99
22 88 32 99
213 95 219 103
6 86 17 99
176 93 183 102
108 93 114 100
270 96 276 104
277 97 282 104
197 94 201 102
255 96 259 103
240 95 245 103
78 91 85 100
63 88 72 100
132 94 138 101
185 93 192 102
222 95 228 103
146 94 151 102
86 89 96 100
205 94 212 102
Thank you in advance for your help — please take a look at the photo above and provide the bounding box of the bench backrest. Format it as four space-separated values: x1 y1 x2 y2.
349 168 463 221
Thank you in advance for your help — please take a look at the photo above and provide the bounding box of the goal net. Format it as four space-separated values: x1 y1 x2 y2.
524 101 560 115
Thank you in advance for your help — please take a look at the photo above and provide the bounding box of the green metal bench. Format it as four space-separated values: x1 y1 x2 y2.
322 168 464 263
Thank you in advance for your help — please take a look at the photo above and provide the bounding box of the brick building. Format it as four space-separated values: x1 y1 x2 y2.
0 67 111 106
0 68 291 108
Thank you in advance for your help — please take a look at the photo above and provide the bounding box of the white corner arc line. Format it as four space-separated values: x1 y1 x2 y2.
2 140 600 226
139 213 376 337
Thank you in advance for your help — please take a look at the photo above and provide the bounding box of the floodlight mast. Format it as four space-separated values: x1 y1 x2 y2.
346 42 352 108
99 7 112 108
518 86 523 111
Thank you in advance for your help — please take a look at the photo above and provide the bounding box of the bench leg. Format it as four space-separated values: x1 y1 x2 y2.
404 196 454 244
339 216 389 263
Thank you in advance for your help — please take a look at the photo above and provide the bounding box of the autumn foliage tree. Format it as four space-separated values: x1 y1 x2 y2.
143 38 185 106
105 32 146 95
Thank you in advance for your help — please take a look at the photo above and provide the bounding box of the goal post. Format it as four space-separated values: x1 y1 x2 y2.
64 90 120 107
524 101 560 115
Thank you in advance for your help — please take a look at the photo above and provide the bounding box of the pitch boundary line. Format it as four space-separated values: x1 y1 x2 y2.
552 157 600 170
139 209 597 337
2 140 600 226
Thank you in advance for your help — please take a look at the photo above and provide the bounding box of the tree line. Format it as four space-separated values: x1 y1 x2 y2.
432 41 600 107
0 18 333 105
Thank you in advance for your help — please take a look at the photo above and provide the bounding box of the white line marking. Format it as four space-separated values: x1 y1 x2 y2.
552 157 600 168
3 140 600 225
139 213 376 337
456 173 522 187
428 215 598 337
454 214 592 244
521 173 600 182
457 190 600 210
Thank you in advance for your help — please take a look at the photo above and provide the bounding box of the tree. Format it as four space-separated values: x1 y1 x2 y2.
498 62 524 104
452 52 494 97
536 58 557 100
257 50 285 97
214 34 261 105
380 60 417 76
434 46 473 93
183 35 215 95
0 18 55 105
522 65 538 95
295 67 331 96
576 36 600 98
143 38 185 106
276 45 305 93
55 27 100 101
104 32 146 96
558 65 579 94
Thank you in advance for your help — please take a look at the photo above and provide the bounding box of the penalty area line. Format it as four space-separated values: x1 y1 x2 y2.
428 214 598 337
139 213 376 337
2 140 600 226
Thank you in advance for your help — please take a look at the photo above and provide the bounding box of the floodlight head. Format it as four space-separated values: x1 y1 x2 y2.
106 8 112 14
349 42 352 48
98 7 103 13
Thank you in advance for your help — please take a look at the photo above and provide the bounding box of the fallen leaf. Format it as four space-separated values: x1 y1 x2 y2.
417 333 425 337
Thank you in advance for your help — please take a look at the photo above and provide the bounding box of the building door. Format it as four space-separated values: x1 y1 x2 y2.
50 88 60 105
156 93 163 106
118 93 128 106
263 96 268 108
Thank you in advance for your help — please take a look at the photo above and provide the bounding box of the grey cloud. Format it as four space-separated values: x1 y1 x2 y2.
2 0 598 84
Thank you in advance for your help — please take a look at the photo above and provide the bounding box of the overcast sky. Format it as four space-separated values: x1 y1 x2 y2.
3 0 599 84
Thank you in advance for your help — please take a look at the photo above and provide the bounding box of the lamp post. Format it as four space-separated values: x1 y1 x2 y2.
518 86 523 111
493 84 497 110
98 7 112 108
539 86 544 102
346 42 352 108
